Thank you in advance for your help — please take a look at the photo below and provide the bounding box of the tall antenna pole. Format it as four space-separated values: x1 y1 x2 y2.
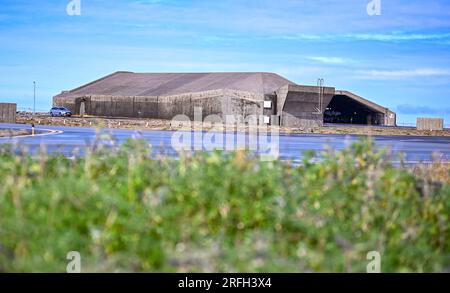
317 78 324 114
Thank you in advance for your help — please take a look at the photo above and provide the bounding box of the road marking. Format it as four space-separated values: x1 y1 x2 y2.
1 128 63 139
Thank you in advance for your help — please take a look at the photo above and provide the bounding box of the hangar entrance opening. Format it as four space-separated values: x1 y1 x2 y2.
324 95 384 125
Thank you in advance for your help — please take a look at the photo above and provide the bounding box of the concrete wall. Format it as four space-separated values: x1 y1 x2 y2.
385 110 397 127
417 118 444 131
54 90 264 121
277 85 335 128
281 113 324 129
0 103 16 123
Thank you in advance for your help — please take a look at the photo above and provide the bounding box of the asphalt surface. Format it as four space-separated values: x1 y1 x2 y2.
1 123 449 164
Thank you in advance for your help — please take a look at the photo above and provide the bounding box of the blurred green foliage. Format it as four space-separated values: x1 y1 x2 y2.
0 138 448 272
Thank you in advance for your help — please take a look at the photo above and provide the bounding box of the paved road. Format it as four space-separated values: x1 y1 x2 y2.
1 123 449 164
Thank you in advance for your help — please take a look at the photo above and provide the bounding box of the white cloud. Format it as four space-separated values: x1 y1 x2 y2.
278 32 450 43
356 68 450 80
343 33 450 42
306 56 348 65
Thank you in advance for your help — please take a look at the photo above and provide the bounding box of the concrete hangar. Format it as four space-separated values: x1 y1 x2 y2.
53 71 397 127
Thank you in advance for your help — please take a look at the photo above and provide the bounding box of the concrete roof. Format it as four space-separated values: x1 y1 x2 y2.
55 71 295 98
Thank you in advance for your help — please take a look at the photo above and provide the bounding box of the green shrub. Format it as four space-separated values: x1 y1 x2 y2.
0 138 448 272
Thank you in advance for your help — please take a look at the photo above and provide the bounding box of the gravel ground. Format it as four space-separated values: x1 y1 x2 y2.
16 112 450 137
0 128 30 137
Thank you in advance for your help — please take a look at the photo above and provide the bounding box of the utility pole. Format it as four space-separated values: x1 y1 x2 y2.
33 81 36 116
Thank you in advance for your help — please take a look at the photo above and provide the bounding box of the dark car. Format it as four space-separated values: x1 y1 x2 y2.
50 107 72 117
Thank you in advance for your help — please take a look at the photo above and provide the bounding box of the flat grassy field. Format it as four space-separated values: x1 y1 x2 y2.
0 138 448 272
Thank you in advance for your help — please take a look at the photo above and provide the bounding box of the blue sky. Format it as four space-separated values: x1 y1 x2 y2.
1 0 450 125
